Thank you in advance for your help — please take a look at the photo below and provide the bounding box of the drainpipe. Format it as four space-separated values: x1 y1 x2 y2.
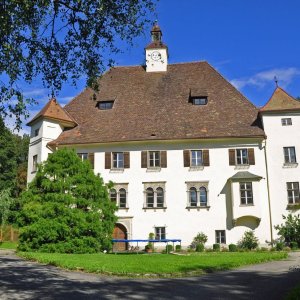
263 139 274 244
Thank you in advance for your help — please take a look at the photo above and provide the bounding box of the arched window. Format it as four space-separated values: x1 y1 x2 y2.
110 189 117 203
189 187 197 207
199 187 207 206
156 187 164 208
146 188 154 208
119 188 127 208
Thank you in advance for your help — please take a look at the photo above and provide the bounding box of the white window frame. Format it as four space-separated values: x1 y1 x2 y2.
109 184 128 209
155 227 166 240
186 182 209 208
240 182 253 205
32 155 38 172
283 147 297 164
148 151 161 168
287 182 300 204
236 149 249 165
215 230 226 244
112 152 124 169
143 182 166 209
190 150 203 167
281 118 292 126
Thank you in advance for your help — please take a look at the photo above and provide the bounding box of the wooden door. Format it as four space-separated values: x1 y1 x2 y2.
112 223 127 251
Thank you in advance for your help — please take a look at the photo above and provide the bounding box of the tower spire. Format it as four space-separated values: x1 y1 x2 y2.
274 76 279 87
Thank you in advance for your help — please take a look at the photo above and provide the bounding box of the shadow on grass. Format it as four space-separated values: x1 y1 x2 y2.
0 254 300 300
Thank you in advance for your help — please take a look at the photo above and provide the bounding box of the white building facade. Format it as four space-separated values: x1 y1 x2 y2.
27 24 300 249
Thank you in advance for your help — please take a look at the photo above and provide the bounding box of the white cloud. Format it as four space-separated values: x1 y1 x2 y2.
23 88 48 97
231 67 300 90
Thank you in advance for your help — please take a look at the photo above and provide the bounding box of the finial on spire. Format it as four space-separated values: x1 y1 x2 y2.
274 76 278 87
151 21 162 42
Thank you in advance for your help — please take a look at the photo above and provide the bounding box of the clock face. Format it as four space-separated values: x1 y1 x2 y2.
151 51 161 61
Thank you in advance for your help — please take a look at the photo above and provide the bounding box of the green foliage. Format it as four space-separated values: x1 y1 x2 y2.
0 0 156 128
213 243 220 251
147 232 155 250
229 244 237 252
175 245 181 252
190 232 208 249
275 242 284 251
275 214 300 247
0 189 13 240
238 231 259 250
290 241 298 250
17 148 117 253
165 244 174 253
196 243 205 252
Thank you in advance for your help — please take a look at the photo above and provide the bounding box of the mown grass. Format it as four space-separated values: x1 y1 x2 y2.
19 251 288 277
0 241 18 250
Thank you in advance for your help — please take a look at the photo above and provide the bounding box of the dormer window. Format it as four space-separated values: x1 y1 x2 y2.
191 97 208 106
97 101 114 110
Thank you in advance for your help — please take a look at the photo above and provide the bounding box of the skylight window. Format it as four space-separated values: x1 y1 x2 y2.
191 97 208 105
97 101 114 110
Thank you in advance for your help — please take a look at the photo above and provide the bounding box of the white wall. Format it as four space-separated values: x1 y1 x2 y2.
66 138 270 247
262 112 300 238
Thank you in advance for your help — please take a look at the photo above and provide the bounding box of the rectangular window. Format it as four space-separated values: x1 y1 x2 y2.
97 101 114 110
32 155 38 172
240 182 253 205
281 118 292 126
34 128 39 137
215 230 226 244
284 147 297 163
112 152 124 169
191 97 208 105
236 149 249 165
77 153 88 161
287 182 300 204
191 150 203 166
148 151 160 167
155 227 166 240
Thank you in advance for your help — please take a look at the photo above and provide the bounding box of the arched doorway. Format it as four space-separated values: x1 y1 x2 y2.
112 223 128 252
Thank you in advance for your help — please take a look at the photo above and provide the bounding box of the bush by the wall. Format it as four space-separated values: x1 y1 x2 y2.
229 244 237 252
165 244 174 253
213 243 220 251
290 241 298 250
238 231 258 250
275 242 284 251
175 245 181 252
196 243 205 252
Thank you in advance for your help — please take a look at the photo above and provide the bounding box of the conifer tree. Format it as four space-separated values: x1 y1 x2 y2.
18 148 117 253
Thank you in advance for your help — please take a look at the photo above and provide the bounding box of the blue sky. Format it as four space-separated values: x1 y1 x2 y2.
20 0 300 134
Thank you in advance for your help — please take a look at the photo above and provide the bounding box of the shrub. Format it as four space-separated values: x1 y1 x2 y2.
221 246 228 252
290 241 298 250
229 244 237 252
275 242 284 251
238 231 259 250
213 243 220 251
190 232 208 249
175 245 181 252
165 244 174 253
196 243 205 252
283 246 291 252
275 214 300 246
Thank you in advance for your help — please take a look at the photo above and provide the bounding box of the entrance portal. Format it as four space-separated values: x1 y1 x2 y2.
112 223 128 251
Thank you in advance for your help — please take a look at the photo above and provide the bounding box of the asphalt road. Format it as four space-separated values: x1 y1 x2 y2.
0 250 300 300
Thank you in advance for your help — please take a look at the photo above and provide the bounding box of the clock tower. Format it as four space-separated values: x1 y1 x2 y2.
145 22 168 72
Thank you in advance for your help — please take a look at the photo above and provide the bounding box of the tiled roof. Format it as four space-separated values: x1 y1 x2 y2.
145 41 168 49
27 98 76 126
260 87 300 112
229 171 263 182
48 61 264 146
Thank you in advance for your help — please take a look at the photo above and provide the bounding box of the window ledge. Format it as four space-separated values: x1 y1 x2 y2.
186 206 210 211
189 166 204 171
234 165 250 170
146 167 161 172
110 168 124 173
283 163 298 168
143 207 167 211
117 207 129 211
31 171 37 174
287 204 300 210
239 204 254 207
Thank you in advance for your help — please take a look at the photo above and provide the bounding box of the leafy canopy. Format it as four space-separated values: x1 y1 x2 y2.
275 214 300 247
17 148 117 253
0 0 156 129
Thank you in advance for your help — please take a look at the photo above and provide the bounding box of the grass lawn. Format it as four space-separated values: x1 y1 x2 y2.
19 251 287 277
0 241 18 250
